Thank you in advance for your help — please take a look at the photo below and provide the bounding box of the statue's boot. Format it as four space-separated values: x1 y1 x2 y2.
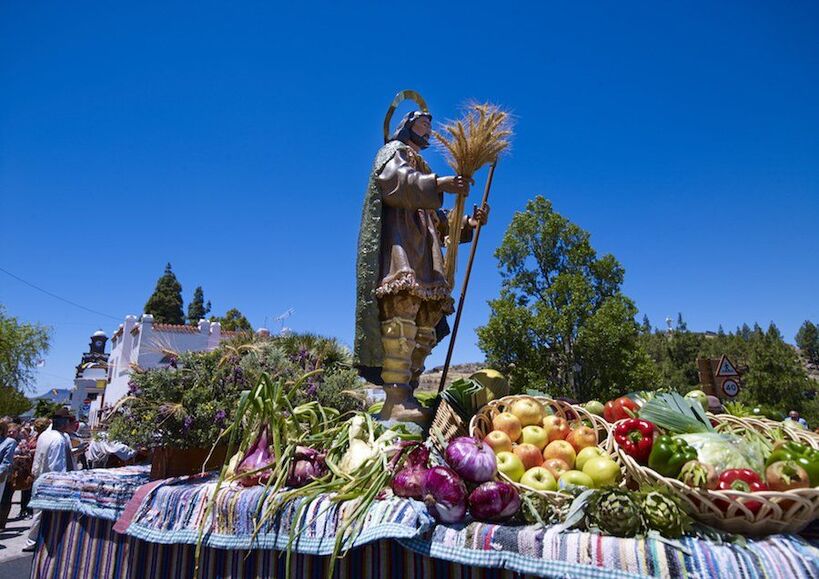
379 317 431 425
409 325 436 386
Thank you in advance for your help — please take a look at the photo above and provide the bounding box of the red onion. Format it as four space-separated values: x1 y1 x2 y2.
391 465 428 498
468 481 520 522
444 437 497 483
422 466 468 524
236 424 275 486
286 446 327 488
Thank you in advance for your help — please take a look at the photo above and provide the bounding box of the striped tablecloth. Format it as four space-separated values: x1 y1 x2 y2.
29 467 819 578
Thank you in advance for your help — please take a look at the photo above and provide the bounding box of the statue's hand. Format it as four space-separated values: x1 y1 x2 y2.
437 175 470 195
469 203 490 228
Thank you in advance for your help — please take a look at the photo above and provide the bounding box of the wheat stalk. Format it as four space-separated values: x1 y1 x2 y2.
433 103 513 287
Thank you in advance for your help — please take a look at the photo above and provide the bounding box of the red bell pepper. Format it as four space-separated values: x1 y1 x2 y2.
613 418 656 464
603 397 639 423
718 469 768 515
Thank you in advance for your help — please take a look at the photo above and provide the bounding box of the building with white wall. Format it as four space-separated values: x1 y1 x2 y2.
71 329 110 421
96 314 234 422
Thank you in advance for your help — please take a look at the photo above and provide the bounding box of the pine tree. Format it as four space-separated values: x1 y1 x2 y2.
640 315 652 335
144 263 185 324
186 286 212 325
796 321 819 365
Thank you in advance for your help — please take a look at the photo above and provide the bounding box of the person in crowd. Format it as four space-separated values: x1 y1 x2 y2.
24 408 76 552
785 410 809 429
0 421 19 530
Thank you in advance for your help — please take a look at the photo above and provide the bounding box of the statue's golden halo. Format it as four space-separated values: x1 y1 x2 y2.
383 89 428 143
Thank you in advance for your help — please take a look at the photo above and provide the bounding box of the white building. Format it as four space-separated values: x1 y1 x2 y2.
71 329 110 421
96 314 234 422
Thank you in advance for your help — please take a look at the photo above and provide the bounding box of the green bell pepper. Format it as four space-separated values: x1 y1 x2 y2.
648 435 698 478
766 441 819 486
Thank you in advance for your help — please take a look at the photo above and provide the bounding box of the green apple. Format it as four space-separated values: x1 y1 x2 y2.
584 400 605 416
495 451 526 483
582 456 622 487
575 446 607 471
558 470 595 489
520 467 558 491
521 425 549 450
684 389 708 411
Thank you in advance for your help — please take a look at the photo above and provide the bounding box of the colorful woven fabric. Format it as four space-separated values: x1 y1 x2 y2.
28 465 150 521
122 474 433 551
29 467 819 578
424 521 819 579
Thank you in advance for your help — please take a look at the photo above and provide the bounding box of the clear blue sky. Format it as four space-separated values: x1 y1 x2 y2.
2 2 818 396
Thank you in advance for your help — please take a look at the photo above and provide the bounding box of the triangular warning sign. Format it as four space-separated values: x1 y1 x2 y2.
715 355 739 377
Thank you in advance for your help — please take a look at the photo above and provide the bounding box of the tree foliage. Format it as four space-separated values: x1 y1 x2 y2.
796 320 819 365
186 286 212 325
0 386 32 417
144 263 185 324
0 305 51 392
476 196 656 400
641 319 817 424
212 308 253 333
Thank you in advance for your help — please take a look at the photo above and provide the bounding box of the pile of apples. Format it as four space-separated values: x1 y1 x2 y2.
482 397 621 492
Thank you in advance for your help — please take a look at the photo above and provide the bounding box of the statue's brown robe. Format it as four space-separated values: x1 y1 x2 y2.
355 141 473 384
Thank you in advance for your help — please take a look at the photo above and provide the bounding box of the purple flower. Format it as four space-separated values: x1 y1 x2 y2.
127 380 141 396
183 415 194 432
305 378 318 398
214 410 226 425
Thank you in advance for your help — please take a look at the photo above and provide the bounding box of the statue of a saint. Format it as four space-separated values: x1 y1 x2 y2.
354 109 487 424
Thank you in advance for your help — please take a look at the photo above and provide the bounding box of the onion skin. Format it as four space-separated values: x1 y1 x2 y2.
468 481 521 522
445 437 497 483
422 466 468 524
236 424 275 486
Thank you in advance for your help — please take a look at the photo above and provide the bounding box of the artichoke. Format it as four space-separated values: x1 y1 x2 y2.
519 492 561 526
640 487 691 538
587 488 643 537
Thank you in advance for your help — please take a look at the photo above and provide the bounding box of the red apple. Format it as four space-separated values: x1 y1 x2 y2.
542 440 576 469
565 425 597 453
513 443 544 470
492 412 522 442
542 458 570 480
509 397 545 427
520 425 549 450
483 430 514 454
542 416 570 442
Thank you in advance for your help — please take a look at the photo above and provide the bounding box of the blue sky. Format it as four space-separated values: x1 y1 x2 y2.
1 2 818 395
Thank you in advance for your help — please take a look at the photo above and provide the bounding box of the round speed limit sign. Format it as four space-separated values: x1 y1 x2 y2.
721 379 740 398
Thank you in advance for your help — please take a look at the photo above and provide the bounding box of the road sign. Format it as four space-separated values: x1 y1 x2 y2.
721 379 740 398
715 355 739 377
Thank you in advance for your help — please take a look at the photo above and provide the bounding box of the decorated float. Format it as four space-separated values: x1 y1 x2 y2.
26 94 819 577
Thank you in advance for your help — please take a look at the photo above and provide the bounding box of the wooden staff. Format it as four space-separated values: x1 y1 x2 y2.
438 161 497 394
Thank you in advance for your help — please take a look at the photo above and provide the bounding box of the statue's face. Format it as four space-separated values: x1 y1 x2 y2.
411 116 432 139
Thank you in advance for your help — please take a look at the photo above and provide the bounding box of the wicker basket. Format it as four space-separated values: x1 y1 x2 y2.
469 395 621 506
429 397 469 456
614 414 819 535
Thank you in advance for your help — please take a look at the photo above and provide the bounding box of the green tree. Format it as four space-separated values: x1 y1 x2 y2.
476 196 656 399
796 320 819 365
33 398 61 418
0 305 51 392
0 386 32 417
640 315 652 335
186 286 212 325
213 308 253 332
144 263 185 324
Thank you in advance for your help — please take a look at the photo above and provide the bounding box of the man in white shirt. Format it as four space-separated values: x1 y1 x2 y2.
23 407 76 552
